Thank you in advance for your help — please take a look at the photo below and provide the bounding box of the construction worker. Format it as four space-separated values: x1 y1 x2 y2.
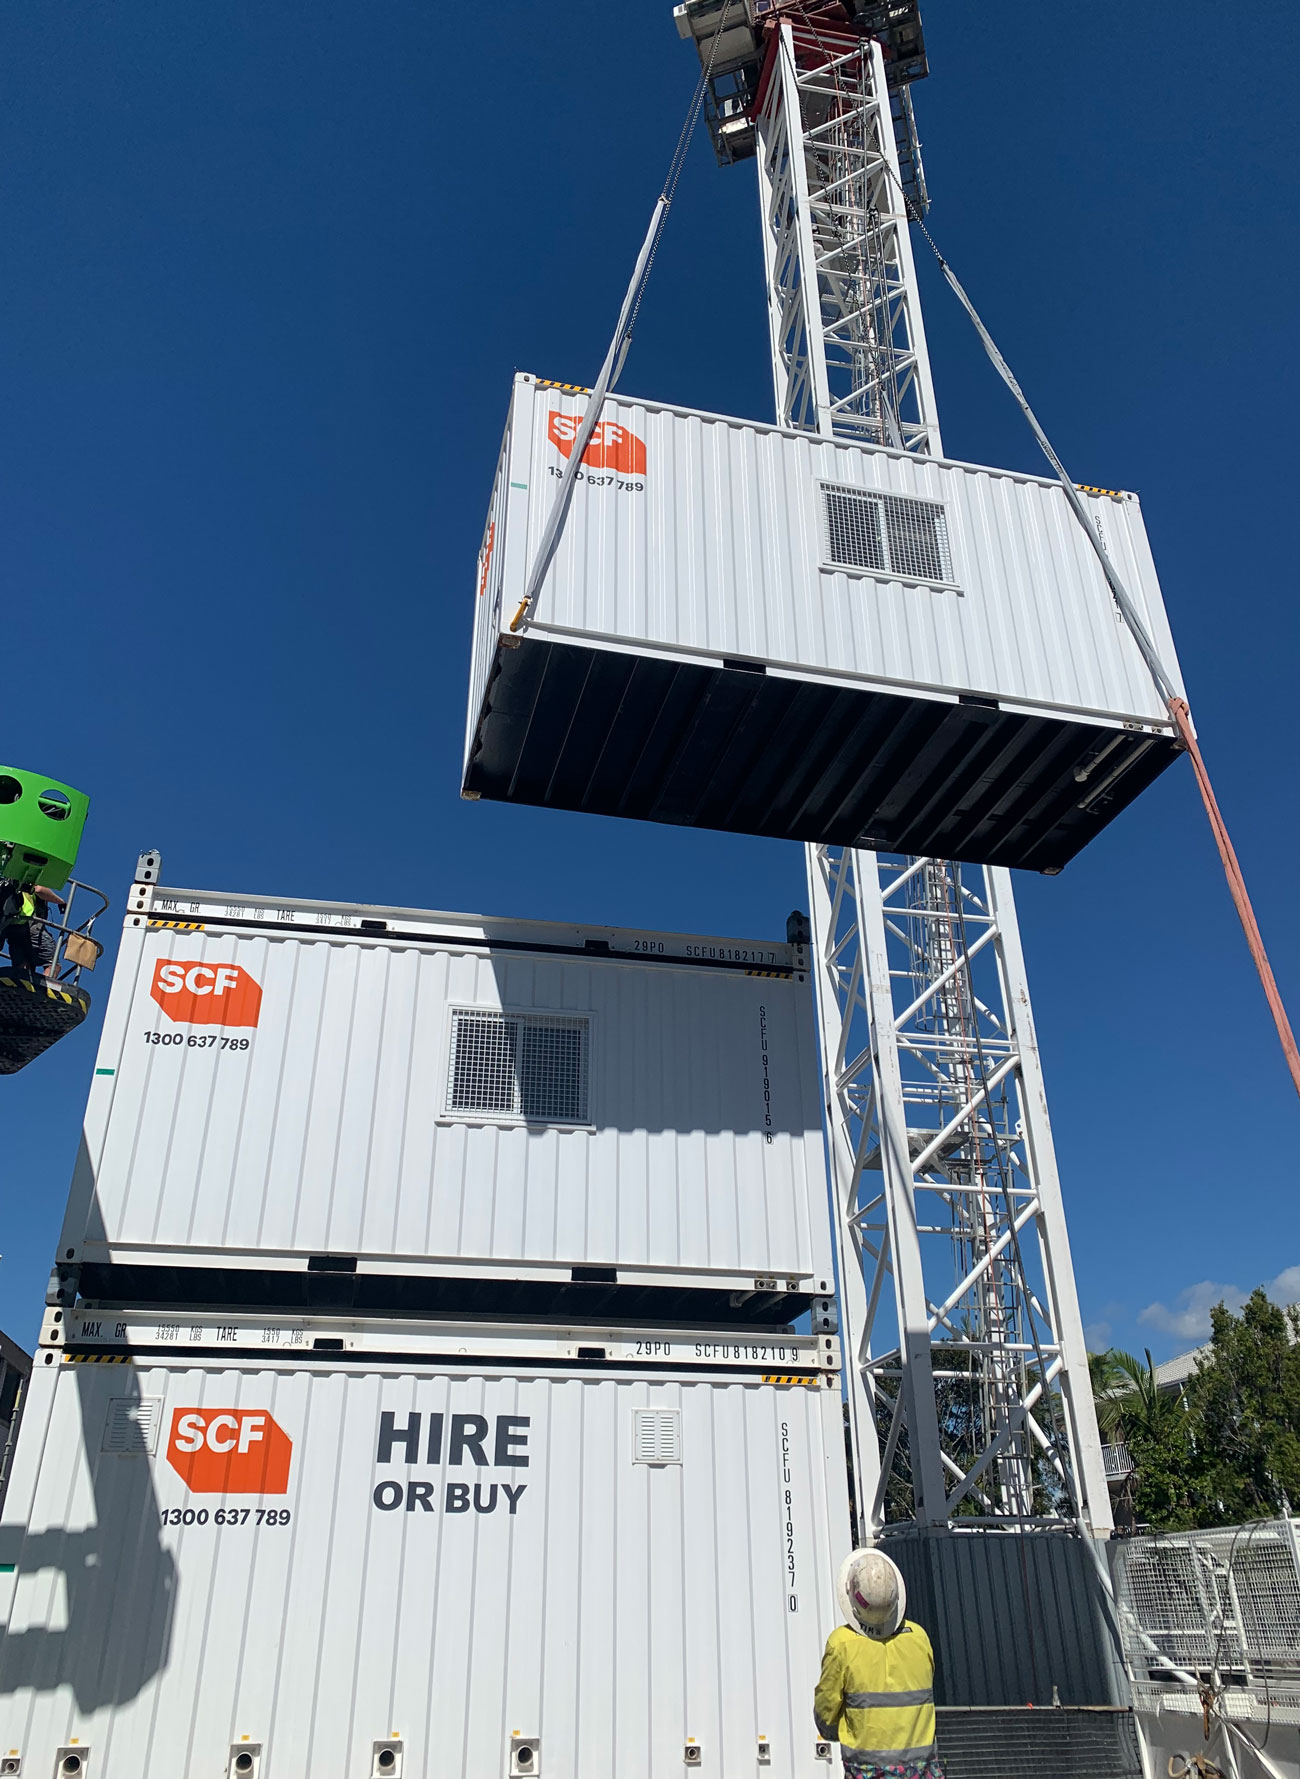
814 1548 945 1779
0 879 65 978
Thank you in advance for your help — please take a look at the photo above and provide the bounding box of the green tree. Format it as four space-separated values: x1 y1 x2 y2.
1105 1348 1201 1530
1185 1288 1300 1522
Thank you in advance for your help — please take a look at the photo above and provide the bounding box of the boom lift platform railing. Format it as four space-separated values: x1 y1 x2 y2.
0 878 108 1075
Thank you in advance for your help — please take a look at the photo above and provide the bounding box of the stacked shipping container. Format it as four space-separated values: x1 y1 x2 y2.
1 863 851 1779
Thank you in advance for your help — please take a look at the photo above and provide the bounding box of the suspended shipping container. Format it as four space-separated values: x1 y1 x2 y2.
463 376 1186 872
0 1337 848 1779
58 884 833 1319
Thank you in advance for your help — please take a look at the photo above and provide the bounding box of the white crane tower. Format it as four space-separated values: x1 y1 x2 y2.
676 0 1113 1542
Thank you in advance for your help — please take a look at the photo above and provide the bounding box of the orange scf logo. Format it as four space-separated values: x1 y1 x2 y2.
150 959 262 1027
166 1407 293 1494
547 411 646 475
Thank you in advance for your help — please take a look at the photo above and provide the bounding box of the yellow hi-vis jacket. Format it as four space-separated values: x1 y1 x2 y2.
813 1620 937 1771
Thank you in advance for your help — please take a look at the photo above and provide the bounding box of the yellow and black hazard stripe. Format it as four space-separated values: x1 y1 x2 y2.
148 919 206 931
63 1351 132 1364
534 378 591 394
1075 483 1128 500
0 975 84 1006
761 1373 823 1387
746 968 791 979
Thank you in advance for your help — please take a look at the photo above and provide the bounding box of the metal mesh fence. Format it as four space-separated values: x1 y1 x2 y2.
935 1707 1141 1779
1112 1520 1300 1723
447 1010 589 1123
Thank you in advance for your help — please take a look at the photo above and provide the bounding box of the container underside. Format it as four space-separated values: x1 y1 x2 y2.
466 638 1182 871
75 1262 814 1328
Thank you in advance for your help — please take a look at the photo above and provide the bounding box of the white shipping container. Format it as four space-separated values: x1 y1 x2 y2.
0 1346 849 1779
41 1306 841 1376
464 375 1187 872
60 884 833 1304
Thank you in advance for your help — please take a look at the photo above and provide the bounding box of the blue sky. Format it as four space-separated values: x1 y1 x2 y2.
2 0 1296 1360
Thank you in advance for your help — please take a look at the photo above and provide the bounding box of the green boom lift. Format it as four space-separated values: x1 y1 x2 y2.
0 767 107 1074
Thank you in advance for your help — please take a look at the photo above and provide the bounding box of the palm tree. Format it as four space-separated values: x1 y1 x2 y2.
1109 1348 1187 1443
1089 1347 1138 1440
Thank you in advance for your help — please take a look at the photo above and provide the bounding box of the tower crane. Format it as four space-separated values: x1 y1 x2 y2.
675 0 1114 1542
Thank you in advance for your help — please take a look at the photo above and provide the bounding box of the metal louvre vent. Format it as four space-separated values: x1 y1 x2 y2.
632 1408 682 1465
822 484 953 584
101 1396 162 1455
448 1009 589 1123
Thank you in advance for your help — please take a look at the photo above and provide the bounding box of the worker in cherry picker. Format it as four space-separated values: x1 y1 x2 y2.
0 878 66 978
814 1547 944 1779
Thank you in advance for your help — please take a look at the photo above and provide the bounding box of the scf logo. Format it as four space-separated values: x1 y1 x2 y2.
150 959 262 1027
547 411 646 475
166 1407 293 1494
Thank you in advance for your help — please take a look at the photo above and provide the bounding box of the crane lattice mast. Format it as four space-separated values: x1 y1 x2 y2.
677 0 1112 1538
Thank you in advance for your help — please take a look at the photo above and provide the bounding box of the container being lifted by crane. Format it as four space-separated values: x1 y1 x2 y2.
464 376 1183 871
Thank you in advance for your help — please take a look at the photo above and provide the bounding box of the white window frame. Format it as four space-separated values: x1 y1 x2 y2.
441 1005 595 1129
817 479 960 591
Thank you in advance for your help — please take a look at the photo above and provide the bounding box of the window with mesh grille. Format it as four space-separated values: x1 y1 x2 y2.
632 1408 682 1464
822 484 954 585
101 1396 162 1454
447 1009 589 1123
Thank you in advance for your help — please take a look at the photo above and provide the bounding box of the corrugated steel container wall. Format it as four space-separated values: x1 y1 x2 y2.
471 378 1183 735
885 1528 1130 1708
0 1356 849 1779
62 897 832 1285
463 378 1186 872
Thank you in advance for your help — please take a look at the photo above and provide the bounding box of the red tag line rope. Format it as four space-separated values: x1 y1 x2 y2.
1168 699 1300 1098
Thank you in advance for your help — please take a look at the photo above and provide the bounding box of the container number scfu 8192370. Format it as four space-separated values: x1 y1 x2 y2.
782 1420 798 1614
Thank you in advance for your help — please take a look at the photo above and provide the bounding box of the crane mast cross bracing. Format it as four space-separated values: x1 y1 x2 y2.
679 1 1112 1537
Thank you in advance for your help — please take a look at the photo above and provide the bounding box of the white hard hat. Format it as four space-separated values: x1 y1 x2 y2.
837 1547 906 1639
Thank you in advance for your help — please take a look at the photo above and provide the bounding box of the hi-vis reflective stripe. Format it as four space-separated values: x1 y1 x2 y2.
148 919 206 931
761 1374 821 1386
844 1690 933 1709
844 1746 935 1768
